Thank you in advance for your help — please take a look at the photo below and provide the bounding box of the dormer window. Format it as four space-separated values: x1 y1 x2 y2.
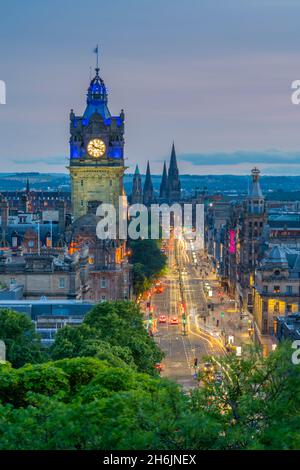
274 269 281 276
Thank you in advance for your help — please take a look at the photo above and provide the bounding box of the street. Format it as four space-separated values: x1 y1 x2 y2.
149 235 225 390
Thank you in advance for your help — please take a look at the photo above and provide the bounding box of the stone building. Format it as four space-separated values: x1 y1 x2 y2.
0 247 89 300
253 245 300 340
237 168 267 312
68 202 131 302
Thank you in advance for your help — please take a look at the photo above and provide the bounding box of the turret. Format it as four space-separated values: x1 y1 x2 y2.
143 161 154 206
167 142 181 202
159 161 168 200
131 165 143 204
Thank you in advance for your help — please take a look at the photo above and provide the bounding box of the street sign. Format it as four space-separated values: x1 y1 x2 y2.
221 312 225 318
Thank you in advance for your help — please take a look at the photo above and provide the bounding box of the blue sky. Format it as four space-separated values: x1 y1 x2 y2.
1 0 300 175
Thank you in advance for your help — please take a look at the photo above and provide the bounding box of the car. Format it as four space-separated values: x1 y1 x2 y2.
158 315 167 323
170 316 179 325
155 286 164 294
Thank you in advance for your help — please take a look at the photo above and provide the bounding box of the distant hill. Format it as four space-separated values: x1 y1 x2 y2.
0 172 300 200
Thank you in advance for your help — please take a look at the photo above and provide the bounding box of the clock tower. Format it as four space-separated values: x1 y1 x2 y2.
69 64 125 220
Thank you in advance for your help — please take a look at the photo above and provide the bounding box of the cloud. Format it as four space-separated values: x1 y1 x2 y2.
12 156 67 166
177 150 300 166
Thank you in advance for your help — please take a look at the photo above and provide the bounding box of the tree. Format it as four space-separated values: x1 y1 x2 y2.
129 239 167 295
50 301 163 375
132 263 151 296
50 324 135 369
0 308 43 368
0 358 186 450
190 342 300 450
83 301 163 374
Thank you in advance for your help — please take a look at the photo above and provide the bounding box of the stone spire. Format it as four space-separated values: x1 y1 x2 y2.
143 161 154 206
247 167 265 214
159 161 168 200
131 164 143 204
167 142 181 202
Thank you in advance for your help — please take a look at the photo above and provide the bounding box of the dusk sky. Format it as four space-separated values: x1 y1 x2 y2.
1 0 300 175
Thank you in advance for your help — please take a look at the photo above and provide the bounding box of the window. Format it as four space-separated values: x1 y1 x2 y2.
10 278 16 285
101 295 106 301
59 277 65 289
100 278 106 288
109 179 112 187
263 285 268 293
274 285 280 293
286 285 293 294
80 179 83 187
80 200 84 207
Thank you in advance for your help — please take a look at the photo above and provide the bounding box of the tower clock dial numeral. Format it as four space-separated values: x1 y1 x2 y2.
87 138 106 158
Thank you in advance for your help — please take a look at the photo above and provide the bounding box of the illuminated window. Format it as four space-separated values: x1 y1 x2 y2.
274 285 280 293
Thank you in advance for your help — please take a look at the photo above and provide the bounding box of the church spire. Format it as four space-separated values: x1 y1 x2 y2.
26 178 30 194
131 165 143 204
167 142 181 202
159 161 168 199
143 161 154 206
169 141 178 174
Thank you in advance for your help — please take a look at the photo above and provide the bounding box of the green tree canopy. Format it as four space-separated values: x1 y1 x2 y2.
129 239 167 295
50 301 163 375
0 308 43 368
